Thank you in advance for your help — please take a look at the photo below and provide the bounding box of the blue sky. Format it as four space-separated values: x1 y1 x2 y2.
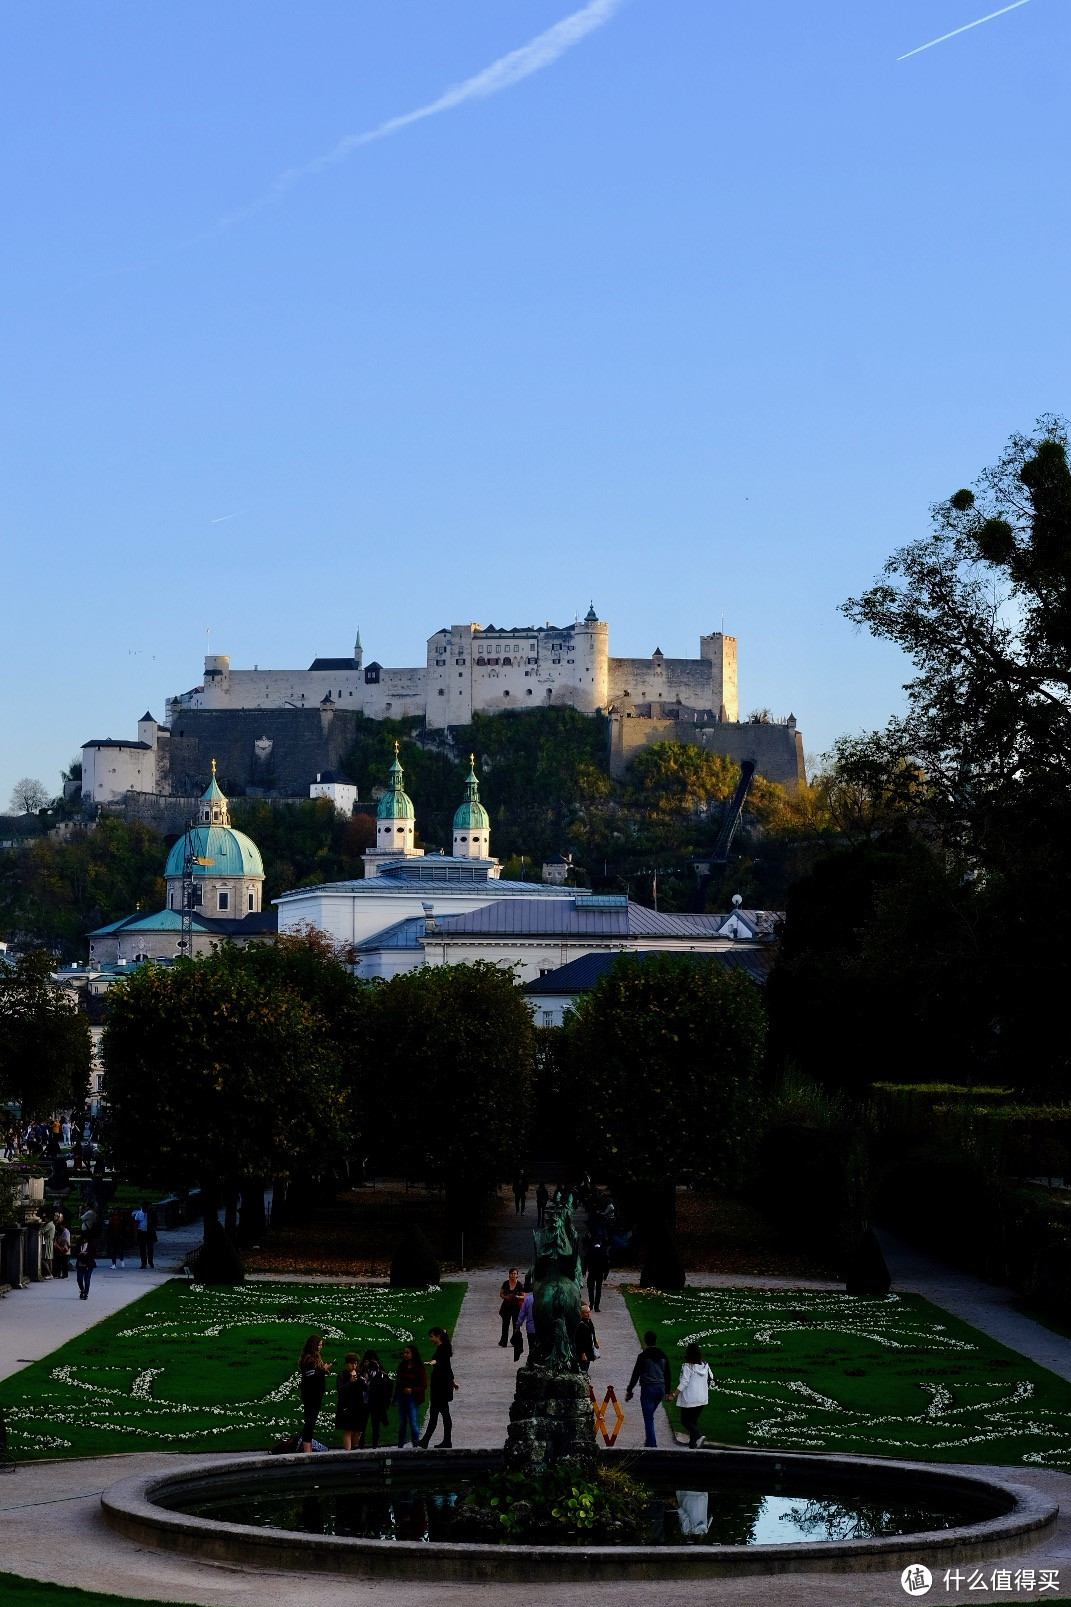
2 0 1067 807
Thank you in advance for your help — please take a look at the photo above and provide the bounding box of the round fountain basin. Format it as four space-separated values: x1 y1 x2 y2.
100 1448 1057 1580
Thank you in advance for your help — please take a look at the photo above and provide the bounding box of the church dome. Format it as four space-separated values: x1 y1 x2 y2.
453 759 489 832
164 825 264 880
376 750 415 820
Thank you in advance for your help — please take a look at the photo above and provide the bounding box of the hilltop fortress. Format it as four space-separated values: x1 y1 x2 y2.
82 607 804 819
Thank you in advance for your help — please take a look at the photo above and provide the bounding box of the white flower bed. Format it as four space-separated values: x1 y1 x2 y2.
641 1288 1071 1465
3 1282 447 1455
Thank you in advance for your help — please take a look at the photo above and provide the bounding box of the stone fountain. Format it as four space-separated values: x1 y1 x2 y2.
503 1189 596 1476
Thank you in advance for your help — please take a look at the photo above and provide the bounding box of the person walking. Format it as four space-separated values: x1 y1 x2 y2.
535 1180 549 1227
515 1285 536 1362
394 1344 427 1448
75 1235 96 1300
585 1236 609 1313
625 1329 673 1449
298 1333 332 1452
39 1211 56 1279
52 1215 71 1278
512 1173 528 1214
498 1267 524 1347
669 1342 715 1448
574 1301 599 1375
133 1201 156 1269
335 1352 362 1450
419 1326 456 1448
355 1351 392 1449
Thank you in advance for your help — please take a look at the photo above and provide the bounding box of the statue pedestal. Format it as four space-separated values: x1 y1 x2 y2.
504 1366 596 1476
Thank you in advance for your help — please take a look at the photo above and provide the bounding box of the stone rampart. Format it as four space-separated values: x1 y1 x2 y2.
609 712 806 789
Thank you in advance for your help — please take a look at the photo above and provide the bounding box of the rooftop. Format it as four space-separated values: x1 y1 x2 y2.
523 947 774 994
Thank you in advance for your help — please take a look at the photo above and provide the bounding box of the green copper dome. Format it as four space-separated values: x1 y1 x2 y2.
377 749 416 820
164 825 264 880
453 759 489 831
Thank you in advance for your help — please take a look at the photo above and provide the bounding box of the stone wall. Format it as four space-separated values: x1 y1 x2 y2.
165 706 364 798
609 712 806 788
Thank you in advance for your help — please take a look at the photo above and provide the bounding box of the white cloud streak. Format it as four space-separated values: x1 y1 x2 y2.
221 0 628 227
897 0 1033 61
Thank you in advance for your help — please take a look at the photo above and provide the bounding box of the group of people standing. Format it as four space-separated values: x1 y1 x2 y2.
297 1327 458 1453
36 1199 158 1297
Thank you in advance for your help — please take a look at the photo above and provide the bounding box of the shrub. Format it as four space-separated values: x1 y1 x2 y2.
196 1218 245 1285
453 1465 648 1543
390 1223 440 1288
639 1221 686 1290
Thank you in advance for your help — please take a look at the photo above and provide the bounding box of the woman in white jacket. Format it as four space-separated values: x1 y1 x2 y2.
669 1342 714 1448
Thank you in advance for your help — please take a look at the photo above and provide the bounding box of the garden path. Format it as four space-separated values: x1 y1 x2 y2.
447 1186 661 1453
0 1450 1068 1607
0 1214 206 1384
878 1230 1071 1385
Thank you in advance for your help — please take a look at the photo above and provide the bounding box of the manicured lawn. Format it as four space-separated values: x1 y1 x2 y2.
0 1575 201 1607
0 1278 464 1461
623 1285 1071 1469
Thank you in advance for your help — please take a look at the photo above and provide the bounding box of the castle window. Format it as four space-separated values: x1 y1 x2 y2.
248 892 254 909
217 890 230 911
503 689 510 697
438 688 445 696
526 689 533 696
623 689 630 697
502 657 511 666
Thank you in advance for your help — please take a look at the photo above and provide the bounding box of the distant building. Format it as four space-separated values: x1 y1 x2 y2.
277 753 780 984
309 771 358 816
523 947 776 1027
81 604 807 809
88 768 277 963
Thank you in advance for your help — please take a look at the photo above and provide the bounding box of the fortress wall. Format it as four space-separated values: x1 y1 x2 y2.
174 666 365 712
608 656 715 707
362 668 427 719
609 713 806 790
165 707 364 798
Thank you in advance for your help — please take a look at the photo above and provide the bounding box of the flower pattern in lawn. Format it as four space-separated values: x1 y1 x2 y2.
3 1282 444 1454
641 1288 1071 1467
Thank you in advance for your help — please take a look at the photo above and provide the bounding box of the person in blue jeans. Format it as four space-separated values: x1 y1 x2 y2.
394 1344 427 1447
625 1329 672 1448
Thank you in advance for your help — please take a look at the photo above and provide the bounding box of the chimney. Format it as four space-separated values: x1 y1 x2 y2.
421 901 436 933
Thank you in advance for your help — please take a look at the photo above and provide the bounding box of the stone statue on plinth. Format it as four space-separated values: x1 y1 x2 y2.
504 1187 596 1475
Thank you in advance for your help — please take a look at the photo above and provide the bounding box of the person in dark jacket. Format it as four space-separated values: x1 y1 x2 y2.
355 1350 392 1448
535 1180 549 1227
625 1329 672 1448
75 1236 97 1300
335 1352 362 1450
497 1267 524 1346
298 1333 332 1452
419 1326 457 1448
394 1344 427 1448
584 1237 610 1312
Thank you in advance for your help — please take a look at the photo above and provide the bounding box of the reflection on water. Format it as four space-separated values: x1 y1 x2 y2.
178 1474 974 1548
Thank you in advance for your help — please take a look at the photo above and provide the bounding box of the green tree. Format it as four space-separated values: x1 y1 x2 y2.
563 953 766 1224
0 815 166 956
839 418 1071 1089
103 942 356 1211
362 962 535 1224
0 951 92 1117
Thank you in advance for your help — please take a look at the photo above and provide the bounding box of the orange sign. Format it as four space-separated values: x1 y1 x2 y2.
589 1383 625 1448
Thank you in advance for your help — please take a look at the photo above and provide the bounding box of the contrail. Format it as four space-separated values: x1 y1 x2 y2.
897 0 1032 60
221 0 627 228
210 513 240 524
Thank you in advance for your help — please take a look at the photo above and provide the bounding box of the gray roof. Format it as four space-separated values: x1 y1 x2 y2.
276 877 576 904
308 657 357 670
82 738 152 750
524 948 773 994
354 916 426 953
418 899 731 939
